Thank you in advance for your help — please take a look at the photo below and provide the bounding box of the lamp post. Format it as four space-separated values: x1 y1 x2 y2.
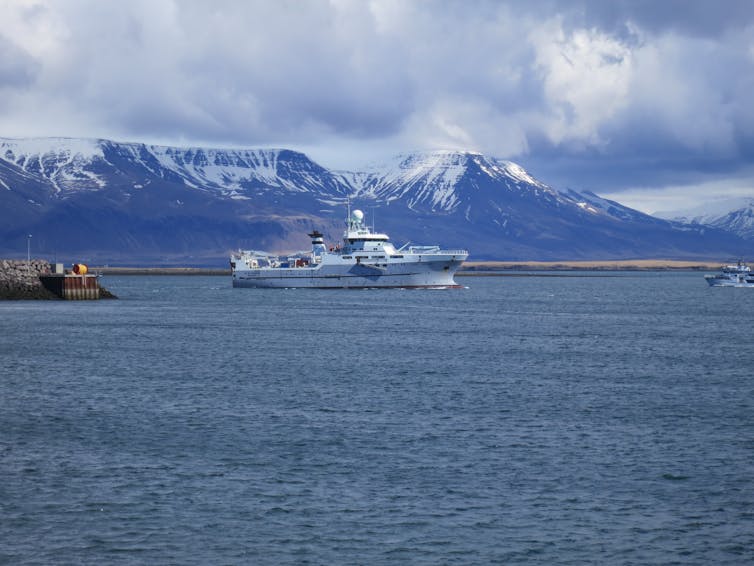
27 234 32 263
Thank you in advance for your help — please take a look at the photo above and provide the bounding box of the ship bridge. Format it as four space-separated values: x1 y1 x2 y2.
342 209 393 253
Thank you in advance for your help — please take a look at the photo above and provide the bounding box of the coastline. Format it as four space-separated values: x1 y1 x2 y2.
95 267 230 275
459 259 722 272
91 259 722 276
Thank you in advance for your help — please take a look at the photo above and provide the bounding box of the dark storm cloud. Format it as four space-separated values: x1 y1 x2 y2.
578 0 754 38
1 0 753 211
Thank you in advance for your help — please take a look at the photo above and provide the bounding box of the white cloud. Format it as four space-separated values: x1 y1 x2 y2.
399 96 530 158
622 31 740 155
530 19 633 146
0 0 753 209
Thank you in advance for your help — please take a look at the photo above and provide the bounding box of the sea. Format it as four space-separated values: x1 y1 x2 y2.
1 272 752 565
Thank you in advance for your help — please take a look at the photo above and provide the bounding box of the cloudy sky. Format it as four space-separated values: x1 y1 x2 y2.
2 0 754 213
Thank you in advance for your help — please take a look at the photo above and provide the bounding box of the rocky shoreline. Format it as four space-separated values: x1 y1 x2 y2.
0 260 59 300
0 260 116 300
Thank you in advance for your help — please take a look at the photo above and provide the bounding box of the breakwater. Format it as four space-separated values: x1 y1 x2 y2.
0 260 116 300
0 260 58 299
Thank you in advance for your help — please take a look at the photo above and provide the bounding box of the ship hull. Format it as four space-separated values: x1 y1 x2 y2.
232 258 465 289
705 276 754 287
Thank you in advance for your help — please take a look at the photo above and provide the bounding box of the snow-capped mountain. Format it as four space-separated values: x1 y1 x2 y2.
342 150 740 259
707 203 754 240
353 151 552 212
0 138 351 198
660 198 754 240
0 138 748 264
353 150 655 222
0 137 354 263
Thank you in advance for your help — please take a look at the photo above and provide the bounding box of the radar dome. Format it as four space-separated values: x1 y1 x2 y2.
351 209 364 222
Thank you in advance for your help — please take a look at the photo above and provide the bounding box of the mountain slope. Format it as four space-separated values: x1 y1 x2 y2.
0 138 352 263
662 199 754 241
347 151 744 259
0 138 352 198
709 204 754 240
0 138 748 264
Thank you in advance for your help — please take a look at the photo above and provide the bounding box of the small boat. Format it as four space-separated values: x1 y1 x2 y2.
704 260 754 287
230 207 468 289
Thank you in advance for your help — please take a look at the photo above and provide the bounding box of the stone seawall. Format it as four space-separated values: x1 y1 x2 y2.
0 260 58 299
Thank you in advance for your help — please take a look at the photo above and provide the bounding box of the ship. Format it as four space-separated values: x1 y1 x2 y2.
230 208 469 288
704 260 754 287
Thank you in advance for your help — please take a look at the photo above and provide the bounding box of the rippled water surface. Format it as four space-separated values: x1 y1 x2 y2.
2 273 753 564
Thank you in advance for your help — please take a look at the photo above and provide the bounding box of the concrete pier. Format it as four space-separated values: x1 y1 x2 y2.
39 274 101 300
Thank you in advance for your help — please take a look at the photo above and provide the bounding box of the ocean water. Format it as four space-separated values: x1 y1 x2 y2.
1 273 753 565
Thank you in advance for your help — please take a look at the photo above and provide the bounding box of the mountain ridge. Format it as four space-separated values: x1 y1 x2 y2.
660 198 754 241
0 137 748 265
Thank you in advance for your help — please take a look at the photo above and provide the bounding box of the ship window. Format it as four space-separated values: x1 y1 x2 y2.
342 255 352 259
371 256 385 259
390 255 404 258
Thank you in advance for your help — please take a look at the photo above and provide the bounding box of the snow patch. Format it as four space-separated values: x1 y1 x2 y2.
0 137 106 192
0 137 104 160
496 159 549 189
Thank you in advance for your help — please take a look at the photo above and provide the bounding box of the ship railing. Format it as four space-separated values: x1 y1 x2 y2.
407 246 468 255
235 249 275 259
407 245 440 253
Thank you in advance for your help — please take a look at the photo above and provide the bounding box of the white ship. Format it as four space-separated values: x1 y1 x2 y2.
704 260 754 287
230 208 468 288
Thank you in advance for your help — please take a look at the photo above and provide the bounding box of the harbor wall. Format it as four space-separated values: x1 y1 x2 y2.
39 274 101 300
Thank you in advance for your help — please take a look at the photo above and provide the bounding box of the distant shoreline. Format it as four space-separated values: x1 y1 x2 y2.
460 260 722 272
91 260 723 276
94 267 230 275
